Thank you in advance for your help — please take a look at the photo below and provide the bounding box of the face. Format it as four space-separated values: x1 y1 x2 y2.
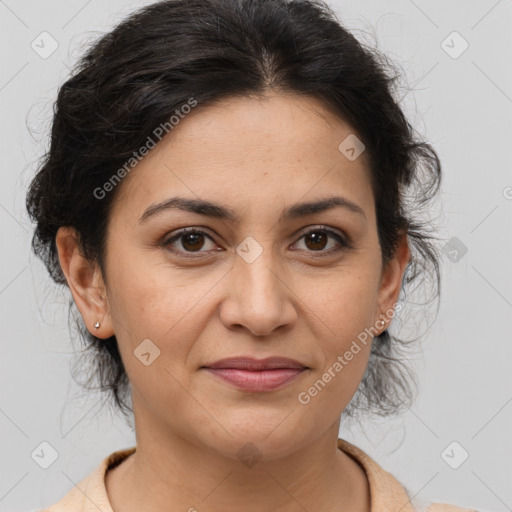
58 92 409 461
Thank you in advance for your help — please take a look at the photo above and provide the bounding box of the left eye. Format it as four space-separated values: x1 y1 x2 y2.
292 228 348 255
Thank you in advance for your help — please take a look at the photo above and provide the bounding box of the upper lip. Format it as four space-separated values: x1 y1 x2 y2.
203 357 307 370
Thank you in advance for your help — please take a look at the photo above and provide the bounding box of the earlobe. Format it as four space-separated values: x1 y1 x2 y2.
55 226 114 338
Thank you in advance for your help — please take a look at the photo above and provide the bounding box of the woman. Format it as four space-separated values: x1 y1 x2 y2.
26 0 478 510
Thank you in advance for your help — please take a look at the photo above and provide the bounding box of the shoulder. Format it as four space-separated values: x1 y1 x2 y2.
337 438 484 512
424 503 483 512
40 447 136 512
412 493 486 512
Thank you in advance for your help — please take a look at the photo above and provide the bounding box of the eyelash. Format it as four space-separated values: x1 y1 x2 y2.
162 226 350 259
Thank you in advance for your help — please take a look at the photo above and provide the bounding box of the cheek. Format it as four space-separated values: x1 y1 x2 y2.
105 261 218 381
306 264 380 340
296 277 375 423
300 265 377 390
107 252 198 337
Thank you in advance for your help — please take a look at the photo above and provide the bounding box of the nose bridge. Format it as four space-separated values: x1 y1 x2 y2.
235 238 282 307
241 251 278 296
220 237 295 335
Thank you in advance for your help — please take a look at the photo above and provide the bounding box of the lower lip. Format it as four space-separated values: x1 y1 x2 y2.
203 368 306 391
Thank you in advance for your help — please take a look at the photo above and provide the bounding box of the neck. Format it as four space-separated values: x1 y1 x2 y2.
106 403 370 512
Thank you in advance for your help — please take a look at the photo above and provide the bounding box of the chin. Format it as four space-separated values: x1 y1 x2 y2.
204 422 307 463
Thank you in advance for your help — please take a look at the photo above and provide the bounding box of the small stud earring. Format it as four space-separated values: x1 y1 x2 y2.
377 316 385 329
94 322 101 329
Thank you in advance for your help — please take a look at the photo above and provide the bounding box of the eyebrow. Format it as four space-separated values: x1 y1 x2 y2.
138 195 366 224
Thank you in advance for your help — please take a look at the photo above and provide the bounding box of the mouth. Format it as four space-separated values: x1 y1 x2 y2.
201 356 309 392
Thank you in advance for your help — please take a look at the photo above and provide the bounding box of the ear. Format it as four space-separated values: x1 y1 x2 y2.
375 232 411 329
55 226 114 339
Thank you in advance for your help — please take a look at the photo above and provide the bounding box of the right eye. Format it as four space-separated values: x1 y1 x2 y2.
164 228 221 256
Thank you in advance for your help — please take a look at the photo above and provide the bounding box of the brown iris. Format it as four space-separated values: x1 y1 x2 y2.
181 232 205 251
304 231 328 251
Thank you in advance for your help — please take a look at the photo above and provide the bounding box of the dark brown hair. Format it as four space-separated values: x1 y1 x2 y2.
26 0 442 425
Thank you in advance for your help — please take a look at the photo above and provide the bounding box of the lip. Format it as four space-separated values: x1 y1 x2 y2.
203 368 307 391
202 357 308 392
203 356 307 371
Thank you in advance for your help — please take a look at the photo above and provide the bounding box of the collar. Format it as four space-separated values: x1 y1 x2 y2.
46 438 417 512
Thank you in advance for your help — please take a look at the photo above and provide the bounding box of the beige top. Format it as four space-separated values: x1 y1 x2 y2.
41 438 479 512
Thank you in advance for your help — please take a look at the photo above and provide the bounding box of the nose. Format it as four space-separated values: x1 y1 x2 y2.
219 250 298 337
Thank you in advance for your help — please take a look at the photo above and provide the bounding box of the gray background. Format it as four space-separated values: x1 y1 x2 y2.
1 0 511 511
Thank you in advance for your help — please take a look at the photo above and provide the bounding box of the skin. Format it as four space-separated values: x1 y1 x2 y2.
56 91 410 512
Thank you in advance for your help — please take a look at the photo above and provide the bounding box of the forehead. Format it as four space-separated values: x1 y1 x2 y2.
111 92 374 223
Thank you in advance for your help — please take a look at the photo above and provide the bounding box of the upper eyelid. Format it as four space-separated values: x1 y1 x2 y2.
296 225 346 239
165 225 348 249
